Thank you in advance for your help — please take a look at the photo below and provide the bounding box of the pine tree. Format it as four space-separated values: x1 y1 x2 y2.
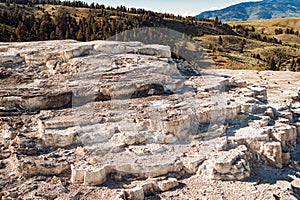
65 29 70 39
218 36 223 45
269 57 277 71
214 16 219 26
50 31 56 40
76 28 84 41
239 39 246 53
10 35 15 42
15 22 27 41
291 59 296 71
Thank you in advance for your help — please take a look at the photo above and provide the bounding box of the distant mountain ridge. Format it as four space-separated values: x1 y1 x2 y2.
196 0 300 22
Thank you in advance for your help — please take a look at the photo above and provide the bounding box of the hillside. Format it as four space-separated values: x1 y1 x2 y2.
196 0 300 22
195 18 300 71
0 0 299 72
0 0 235 42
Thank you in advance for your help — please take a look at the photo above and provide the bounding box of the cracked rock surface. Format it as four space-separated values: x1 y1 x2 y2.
0 40 299 199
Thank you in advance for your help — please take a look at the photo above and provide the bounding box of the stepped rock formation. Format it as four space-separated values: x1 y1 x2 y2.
0 40 299 199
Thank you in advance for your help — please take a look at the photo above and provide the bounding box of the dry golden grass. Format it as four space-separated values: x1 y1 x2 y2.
228 18 300 35
195 35 277 53
194 29 299 71
215 56 267 70
275 34 300 44
229 18 300 29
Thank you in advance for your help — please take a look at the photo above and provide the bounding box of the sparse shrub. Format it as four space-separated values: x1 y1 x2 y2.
217 47 223 52
255 54 261 60
275 28 283 35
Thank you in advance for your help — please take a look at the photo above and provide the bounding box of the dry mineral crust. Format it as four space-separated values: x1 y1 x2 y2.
0 40 299 199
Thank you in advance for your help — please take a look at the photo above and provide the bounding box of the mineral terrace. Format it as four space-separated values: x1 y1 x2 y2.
0 40 299 199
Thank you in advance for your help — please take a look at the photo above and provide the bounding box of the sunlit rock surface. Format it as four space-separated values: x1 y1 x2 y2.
0 40 299 199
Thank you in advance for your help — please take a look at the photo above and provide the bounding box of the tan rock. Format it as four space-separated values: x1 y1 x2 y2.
137 44 171 58
247 86 267 101
197 145 251 181
155 178 179 192
83 167 107 186
260 142 283 168
124 186 144 200
291 178 300 198
271 123 297 149
70 164 85 184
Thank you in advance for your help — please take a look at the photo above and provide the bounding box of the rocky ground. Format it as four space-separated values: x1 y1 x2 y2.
0 40 299 199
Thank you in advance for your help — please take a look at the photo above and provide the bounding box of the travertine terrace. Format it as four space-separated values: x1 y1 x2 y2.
0 40 299 199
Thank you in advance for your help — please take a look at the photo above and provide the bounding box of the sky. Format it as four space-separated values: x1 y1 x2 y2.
86 0 261 16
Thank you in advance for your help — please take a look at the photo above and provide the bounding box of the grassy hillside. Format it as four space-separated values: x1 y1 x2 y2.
0 1 235 42
229 18 300 43
229 18 300 32
202 18 300 71
0 1 299 71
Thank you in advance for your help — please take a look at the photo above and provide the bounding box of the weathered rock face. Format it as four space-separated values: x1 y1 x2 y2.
197 145 251 180
0 40 299 199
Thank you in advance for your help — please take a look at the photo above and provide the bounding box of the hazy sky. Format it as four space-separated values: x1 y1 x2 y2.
87 0 260 16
